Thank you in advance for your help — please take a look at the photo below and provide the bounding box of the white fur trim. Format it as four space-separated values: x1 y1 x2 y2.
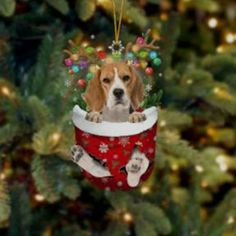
72 105 158 137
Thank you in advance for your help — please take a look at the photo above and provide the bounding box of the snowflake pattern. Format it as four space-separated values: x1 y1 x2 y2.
82 132 90 138
113 154 118 159
118 137 130 147
99 143 109 153
135 141 143 147
148 148 154 154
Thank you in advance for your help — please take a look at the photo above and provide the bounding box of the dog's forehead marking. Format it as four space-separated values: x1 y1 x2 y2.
113 67 125 89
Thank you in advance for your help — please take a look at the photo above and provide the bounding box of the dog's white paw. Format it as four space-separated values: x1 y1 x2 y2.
128 112 146 123
71 145 84 163
126 150 149 187
86 112 103 123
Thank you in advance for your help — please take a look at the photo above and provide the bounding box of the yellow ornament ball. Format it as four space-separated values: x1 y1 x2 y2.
89 64 98 73
140 60 148 69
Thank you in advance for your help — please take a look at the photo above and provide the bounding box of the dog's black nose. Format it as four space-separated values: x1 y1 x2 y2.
113 88 124 98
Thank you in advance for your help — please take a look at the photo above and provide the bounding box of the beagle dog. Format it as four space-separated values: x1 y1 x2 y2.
71 62 149 187
84 62 146 123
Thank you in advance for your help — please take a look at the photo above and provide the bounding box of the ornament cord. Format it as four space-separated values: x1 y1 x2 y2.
112 0 126 44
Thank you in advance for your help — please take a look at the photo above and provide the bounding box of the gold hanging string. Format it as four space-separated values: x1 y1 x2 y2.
112 0 126 44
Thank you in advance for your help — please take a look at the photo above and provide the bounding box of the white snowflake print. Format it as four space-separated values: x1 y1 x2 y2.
109 137 115 142
148 148 154 154
99 143 109 153
119 137 130 147
82 132 90 138
135 141 143 147
113 154 118 159
145 84 152 92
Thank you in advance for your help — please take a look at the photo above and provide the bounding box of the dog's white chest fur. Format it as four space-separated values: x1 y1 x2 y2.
102 106 130 122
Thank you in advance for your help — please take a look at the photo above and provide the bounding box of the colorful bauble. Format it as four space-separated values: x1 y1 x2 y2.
72 65 80 73
97 50 106 60
78 79 86 88
139 51 148 59
69 69 74 75
65 58 73 67
149 51 158 60
85 46 95 54
71 54 79 61
136 37 145 45
145 67 154 76
127 52 134 60
112 51 122 60
86 72 94 80
78 59 89 69
153 58 162 66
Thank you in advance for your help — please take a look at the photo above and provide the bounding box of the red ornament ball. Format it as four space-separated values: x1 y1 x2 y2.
69 69 74 75
97 50 106 60
145 67 153 76
78 79 86 88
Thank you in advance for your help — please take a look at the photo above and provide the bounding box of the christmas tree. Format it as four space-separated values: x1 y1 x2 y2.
1 0 236 235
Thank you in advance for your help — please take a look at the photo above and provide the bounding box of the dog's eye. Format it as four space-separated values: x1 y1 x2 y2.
103 78 110 84
123 75 130 82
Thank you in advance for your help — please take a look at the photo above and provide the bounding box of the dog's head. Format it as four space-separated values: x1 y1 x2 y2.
84 62 144 112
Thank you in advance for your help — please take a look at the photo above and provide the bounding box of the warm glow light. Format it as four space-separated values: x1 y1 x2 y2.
160 120 166 127
225 33 235 44
0 173 6 180
171 164 179 171
160 13 169 21
81 41 89 47
195 165 204 173
186 79 193 85
201 181 208 188
207 17 218 29
35 194 45 202
140 186 150 195
213 87 233 100
216 155 228 172
96 46 104 52
123 212 133 223
216 45 225 53
1 86 11 96
51 132 61 143
227 216 235 224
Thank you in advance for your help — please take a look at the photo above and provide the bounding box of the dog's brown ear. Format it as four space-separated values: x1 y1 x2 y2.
129 66 144 110
84 69 105 112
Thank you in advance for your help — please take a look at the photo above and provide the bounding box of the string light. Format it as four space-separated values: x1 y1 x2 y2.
186 79 193 85
225 32 235 44
160 13 169 21
213 87 233 100
140 186 151 194
0 173 6 180
195 165 204 173
123 212 133 223
34 194 45 202
1 86 11 97
207 17 218 29
227 216 235 224
201 180 208 188
160 120 166 127
81 41 89 47
51 132 61 142
215 155 228 172
216 45 226 53
171 164 179 171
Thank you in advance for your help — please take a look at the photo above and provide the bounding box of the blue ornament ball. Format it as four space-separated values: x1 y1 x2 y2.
72 65 80 73
149 51 158 60
127 52 134 60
